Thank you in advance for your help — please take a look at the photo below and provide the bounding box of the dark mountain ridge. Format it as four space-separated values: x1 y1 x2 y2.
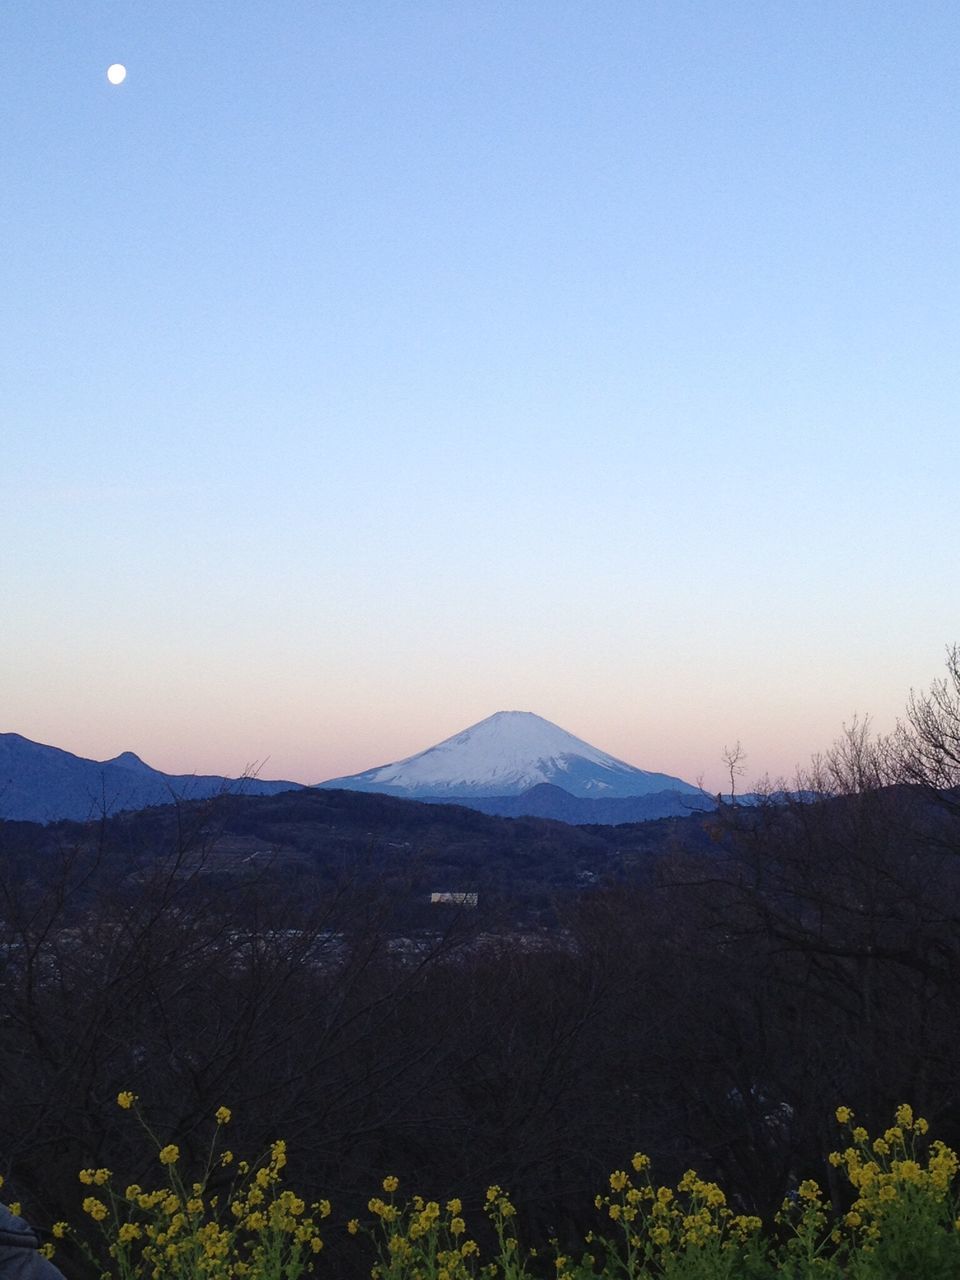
0 732 301 824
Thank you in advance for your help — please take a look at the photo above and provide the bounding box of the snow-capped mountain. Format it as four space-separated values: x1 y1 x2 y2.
319 710 702 801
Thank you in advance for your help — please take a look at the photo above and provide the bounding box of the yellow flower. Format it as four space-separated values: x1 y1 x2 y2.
220 1151 234 1166
118 1223 142 1244
82 1198 108 1222
446 1198 462 1215
346 1219 359 1235
895 1104 914 1129
158 1145 179 1166
51 1223 68 1239
450 1216 466 1236
852 1127 868 1143
215 1106 232 1126
78 1170 96 1185
836 1106 854 1125
798 1180 821 1202
609 1170 629 1192
650 1226 670 1246
631 1152 650 1172
117 1091 137 1110
382 1175 399 1193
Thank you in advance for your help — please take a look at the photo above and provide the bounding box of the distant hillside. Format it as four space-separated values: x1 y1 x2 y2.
0 732 302 824
433 782 716 824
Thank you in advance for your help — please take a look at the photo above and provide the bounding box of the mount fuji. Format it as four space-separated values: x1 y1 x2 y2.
319 711 706 814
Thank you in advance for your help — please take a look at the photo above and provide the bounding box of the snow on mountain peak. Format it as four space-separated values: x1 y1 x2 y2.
320 711 701 801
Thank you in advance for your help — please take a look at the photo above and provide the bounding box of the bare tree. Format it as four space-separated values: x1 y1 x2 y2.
721 740 747 802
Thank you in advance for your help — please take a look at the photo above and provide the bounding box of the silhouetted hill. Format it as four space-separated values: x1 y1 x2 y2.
0 784 722 926
434 782 715 824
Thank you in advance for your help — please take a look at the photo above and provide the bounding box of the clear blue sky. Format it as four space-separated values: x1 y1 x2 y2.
3 1 958 791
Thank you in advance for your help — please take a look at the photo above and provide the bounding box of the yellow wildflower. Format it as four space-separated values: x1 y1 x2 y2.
51 1223 67 1240
82 1198 108 1222
116 1091 136 1110
158 1145 179 1166
382 1175 399 1193
346 1220 359 1235
836 1106 853 1125
215 1106 232 1126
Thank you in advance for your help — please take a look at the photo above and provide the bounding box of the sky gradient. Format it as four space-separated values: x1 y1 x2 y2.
3 2 958 792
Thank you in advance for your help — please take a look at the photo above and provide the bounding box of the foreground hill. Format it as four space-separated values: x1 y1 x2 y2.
0 784 721 925
0 732 302 824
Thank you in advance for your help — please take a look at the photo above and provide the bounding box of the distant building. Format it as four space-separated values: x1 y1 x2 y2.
430 892 478 908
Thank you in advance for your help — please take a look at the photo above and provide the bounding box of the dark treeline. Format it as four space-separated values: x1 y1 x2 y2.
3 651 960 1276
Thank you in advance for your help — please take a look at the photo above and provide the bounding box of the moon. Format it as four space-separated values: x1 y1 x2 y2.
106 63 127 85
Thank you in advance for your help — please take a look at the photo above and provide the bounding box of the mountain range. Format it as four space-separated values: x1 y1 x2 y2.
1 712 710 826
0 733 300 824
